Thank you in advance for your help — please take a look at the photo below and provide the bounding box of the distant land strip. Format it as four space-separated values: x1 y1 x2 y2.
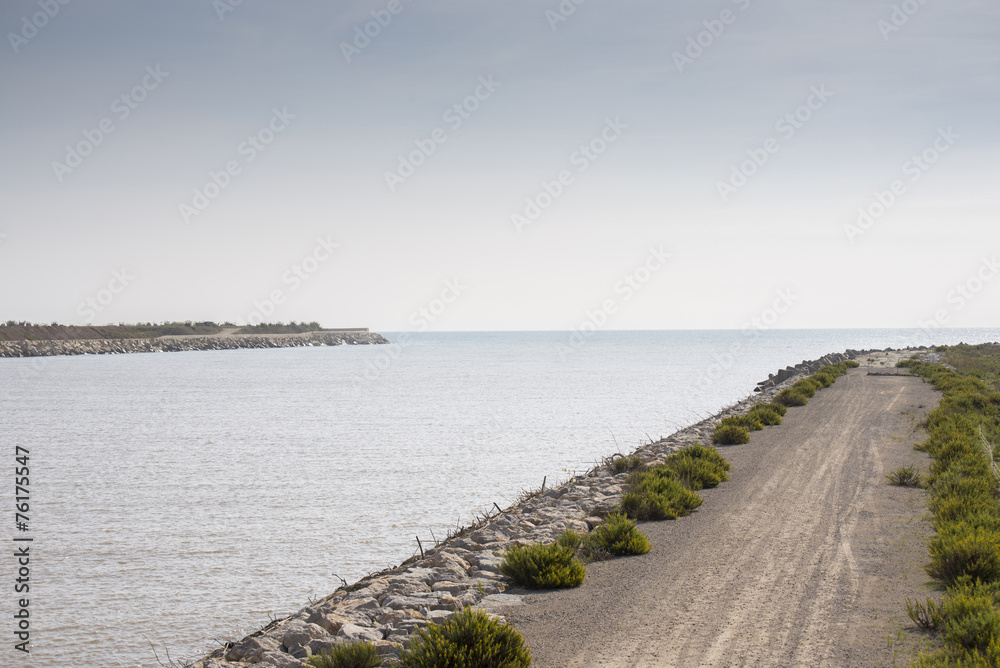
0 322 388 358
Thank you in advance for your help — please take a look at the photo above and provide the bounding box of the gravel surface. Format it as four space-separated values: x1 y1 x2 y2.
501 363 942 667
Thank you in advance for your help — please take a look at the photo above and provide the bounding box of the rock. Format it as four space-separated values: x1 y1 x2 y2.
430 581 469 596
337 623 383 642
378 609 412 626
306 639 338 656
225 635 281 662
287 644 310 660
257 651 309 668
426 609 456 623
338 596 380 615
373 640 403 658
306 610 351 635
382 594 439 610
282 622 328 650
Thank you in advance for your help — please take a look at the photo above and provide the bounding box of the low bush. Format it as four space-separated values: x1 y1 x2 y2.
907 596 944 630
774 389 808 407
662 445 730 490
620 468 703 520
768 401 788 416
498 543 586 589
671 443 731 472
400 607 531 668
583 513 651 558
748 404 783 426
720 414 764 431
791 378 820 398
812 372 836 388
556 529 582 552
609 455 645 474
927 524 1000 587
310 642 382 668
940 580 1000 653
886 464 923 487
713 424 750 445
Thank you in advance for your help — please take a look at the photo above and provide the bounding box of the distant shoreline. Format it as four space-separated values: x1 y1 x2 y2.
0 330 389 358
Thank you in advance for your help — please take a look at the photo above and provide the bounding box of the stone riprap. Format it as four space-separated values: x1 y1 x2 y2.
190 348 895 667
0 331 389 358
753 346 929 390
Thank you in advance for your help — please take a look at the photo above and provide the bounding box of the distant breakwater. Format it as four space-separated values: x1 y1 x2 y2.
0 331 389 358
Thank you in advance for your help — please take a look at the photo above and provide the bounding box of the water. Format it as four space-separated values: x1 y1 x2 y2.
1 328 997 667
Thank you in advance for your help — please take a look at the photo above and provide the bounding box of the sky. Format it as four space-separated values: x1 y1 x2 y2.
0 0 997 331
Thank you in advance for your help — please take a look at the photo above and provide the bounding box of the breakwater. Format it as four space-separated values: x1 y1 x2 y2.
0 331 389 358
191 348 896 668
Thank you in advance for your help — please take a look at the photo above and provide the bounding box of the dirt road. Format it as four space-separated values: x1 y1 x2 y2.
501 366 941 667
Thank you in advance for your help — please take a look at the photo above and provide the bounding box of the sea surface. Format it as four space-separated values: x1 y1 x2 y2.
2 328 998 667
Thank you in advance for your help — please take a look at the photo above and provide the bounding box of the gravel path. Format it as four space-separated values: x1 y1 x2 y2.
501 366 941 667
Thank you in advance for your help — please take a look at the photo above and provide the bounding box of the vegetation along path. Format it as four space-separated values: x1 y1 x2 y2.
502 359 941 667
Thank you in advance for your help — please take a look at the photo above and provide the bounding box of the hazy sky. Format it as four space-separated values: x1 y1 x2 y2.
1 0 997 331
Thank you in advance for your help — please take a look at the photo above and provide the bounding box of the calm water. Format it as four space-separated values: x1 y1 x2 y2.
2 329 998 667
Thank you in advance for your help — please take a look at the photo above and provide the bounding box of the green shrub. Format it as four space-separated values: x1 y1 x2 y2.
748 404 783 426
498 543 586 589
812 372 836 388
584 513 651 557
766 401 788 417
927 525 1000 586
618 445 727 521
400 607 531 668
907 596 944 630
886 464 923 487
720 414 764 432
671 443 731 472
662 449 729 491
845 360 860 368
609 454 644 473
941 581 1000 652
774 389 808 407
310 642 382 668
556 529 582 552
621 469 703 520
932 497 1000 527
713 424 750 445
791 379 820 398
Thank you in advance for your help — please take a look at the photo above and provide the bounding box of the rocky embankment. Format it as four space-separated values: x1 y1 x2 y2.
191 348 901 668
753 346 927 389
0 331 389 358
